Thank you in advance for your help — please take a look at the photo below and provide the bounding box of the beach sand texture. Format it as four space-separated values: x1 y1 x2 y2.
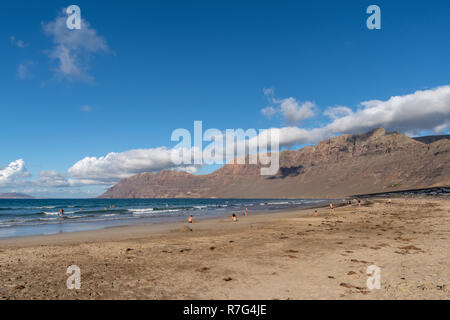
0 197 449 300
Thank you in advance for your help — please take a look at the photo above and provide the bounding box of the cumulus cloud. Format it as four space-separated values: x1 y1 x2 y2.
326 85 450 136
0 159 31 187
42 9 108 82
259 85 450 147
261 89 316 125
68 147 199 184
279 98 315 125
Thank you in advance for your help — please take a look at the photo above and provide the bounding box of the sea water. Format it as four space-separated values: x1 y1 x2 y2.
0 198 329 238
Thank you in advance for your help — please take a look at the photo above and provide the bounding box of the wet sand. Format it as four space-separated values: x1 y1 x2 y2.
0 197 449 300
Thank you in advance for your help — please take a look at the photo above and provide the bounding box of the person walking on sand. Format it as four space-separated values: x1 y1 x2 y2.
358 200 361 207
245 207 248 217
232 214 238 222
329 203 334 215
188 215 193 223
314 210 318 217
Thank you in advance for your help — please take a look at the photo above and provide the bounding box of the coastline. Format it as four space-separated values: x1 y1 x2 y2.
0 205 320 247
0 196 449 299
0 199 333 242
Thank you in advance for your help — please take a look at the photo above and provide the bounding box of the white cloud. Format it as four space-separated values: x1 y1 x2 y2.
279 98 315 125
259 85 450 147
42 10 108 82
82 105 92 112
326 85 450 136
68 147 199 184
261 89 316 125
0 159 31 187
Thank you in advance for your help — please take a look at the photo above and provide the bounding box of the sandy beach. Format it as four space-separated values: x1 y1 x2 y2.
0 197 449 300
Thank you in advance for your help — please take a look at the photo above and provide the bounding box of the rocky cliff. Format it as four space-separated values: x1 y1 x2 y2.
99 129 450 199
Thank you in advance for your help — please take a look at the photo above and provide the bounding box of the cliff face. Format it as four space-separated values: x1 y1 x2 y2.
99 129 450 199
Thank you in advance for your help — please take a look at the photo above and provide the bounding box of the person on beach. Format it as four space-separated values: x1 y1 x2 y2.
358 200 361 207
314 210 318 217
188 215 193 223
329 203 334 215
232 214 238 222
59 208 64 219
245 207 248 217
387 198 392 205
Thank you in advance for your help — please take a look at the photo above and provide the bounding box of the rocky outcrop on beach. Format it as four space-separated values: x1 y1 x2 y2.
99 129 450 199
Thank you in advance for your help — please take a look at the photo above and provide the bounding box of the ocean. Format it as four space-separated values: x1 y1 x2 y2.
0 198 329 238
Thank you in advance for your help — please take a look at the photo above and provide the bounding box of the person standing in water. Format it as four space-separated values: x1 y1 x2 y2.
59 208 64 219
188 215 193 223
314 210 318 217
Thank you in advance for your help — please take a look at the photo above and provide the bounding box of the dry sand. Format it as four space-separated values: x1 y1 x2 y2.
0 197 449 300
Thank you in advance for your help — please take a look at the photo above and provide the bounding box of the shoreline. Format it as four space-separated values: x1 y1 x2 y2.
0 200 334 243
0 204 320 247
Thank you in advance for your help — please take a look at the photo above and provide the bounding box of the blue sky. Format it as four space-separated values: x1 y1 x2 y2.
1 0 450 197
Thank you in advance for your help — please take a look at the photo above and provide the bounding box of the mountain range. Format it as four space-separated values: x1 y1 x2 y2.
99 128 450 199
0 193 34 199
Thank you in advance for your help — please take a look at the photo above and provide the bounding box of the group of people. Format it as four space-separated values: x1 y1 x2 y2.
187 207 248 224
313 198 366 217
